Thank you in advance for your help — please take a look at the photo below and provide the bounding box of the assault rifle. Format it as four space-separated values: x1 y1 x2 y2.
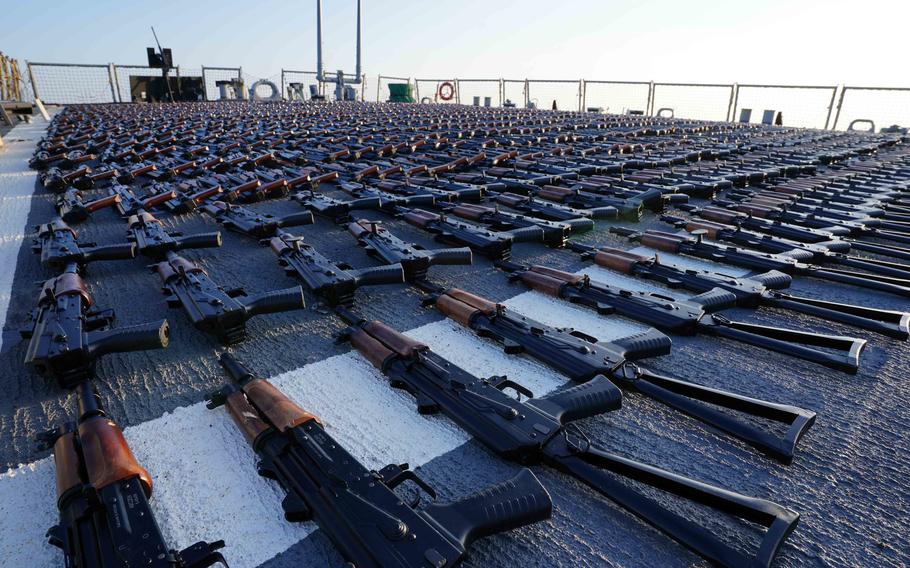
610 227 910 298
163 183 225 214
337 314 801 568
39 382 227 567
439 202 593 247
398 207 540 261
266 230 405 306
127 210 222 259
21 264 169 388
569 242 910 339
200 201 314 238
33 218 136 271
109 184 178 216
425 287 816 461
662 216 910 280
155 251 305 344
293 191 382 223
207 354 551 568
709 197 910 244
56 189 122 223
42 167 119 192
679 204 910 261
492 191 618 221
508 183 649 221
498 263 866 372
347 219 473 282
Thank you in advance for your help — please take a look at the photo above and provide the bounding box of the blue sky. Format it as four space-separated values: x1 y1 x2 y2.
3 0 907 86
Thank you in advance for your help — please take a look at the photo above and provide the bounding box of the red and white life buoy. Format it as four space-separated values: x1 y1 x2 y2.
437 81 455 101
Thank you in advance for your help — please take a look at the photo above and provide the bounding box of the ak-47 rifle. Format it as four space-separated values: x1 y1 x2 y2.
662 215 910 280
109 184 178 216
33 218 136 271
347 219 473 283
610 227 910 298
162 183 225 214
200 200 314 238
678 204 910 262
425 287 816 462
337 314 801 568
497 262 867 373
43 168 119 192
56 189 122 223
439 202 593 247
155 251 305 344
398 207 541 261
21 264 169 388
207 354 551 568
39 382 227 567
567 242 910 339
127 210 222 259
266 230 405 306
492 191 618 221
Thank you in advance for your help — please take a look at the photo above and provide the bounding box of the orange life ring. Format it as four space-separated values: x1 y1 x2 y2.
437 81 455 101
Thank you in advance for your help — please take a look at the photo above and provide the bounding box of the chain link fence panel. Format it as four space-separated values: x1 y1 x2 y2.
651 83 733 121
201 67 241 101
833 87 910 132
28 63 114 104
415 79 457 104
732 85 837 129
455 79 501 107
526 80 581 111
281 70 320 100
582 81 650 114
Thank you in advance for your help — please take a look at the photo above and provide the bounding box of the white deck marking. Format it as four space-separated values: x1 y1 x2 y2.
0 119 49 352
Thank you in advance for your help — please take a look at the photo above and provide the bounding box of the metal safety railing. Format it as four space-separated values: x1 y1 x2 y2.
16 58 910 133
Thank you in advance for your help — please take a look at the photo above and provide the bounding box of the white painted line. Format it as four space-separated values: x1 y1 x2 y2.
0 117 50 353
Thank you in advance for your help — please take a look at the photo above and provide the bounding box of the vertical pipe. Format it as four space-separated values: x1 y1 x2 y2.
455 78 461 105
281 69 285 101
499 78 503 107
376 75 381 102
831 86 847 131
317 0 324 82
27 62 39 102
202 66 209 100
524 79 529 108
823 85 838 130
355 0 362 82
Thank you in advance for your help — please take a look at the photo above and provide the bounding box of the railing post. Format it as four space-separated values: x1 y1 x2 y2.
376 74 381 102
578 79 583 112
27 62 39 102
524 79 529 108
106 63 117 103
201 66 209 100
499 78 504 107
727 83 738 122
580 79 587 112
823 85 839 130
831 85 847 130
280 69 285 100
112 63 123 103
647 81 654 115
455 78 461 105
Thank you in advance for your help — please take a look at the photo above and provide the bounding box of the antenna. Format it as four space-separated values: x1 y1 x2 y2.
150 26 175 102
